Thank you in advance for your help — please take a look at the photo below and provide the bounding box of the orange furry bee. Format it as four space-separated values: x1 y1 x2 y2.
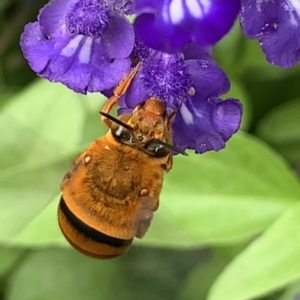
58 65 187 259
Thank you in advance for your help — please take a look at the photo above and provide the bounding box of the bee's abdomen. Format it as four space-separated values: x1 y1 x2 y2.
58 196 133 259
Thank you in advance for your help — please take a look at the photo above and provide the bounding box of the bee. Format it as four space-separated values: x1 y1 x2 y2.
57 65 187 259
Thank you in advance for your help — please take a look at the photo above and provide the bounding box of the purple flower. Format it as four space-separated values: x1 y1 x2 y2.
240 0 300 68
119 43 242 153
20 0 134 93
132 0 241 53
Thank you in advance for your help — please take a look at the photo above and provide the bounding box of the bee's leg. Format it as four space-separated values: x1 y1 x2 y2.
167 110 176 131
101 63 141 127
162 154 173 171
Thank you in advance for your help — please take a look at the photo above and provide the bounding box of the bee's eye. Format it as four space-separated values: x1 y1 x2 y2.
154 145 163 153
112 126 134 143
144 140 170 157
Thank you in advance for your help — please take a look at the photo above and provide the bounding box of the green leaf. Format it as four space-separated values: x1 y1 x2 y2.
123 247 199 300
79 92 107 144
0 247 25 277
0 79 105 245
139 132 300 248
256 98 300 164
0 0 10 11
178 246 245 300
3 80 86 156
213 22 244 71
6 247 199 300
208 203 300 300
6 248 130 300
0 159 70 244
278 280 300 300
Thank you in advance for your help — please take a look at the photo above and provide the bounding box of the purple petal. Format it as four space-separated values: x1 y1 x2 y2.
101 88 114 98
134 14 190 53
39 0 75 37
88 43 131 92
240 0 278 38
260 22 300 67
213 99 243 138
191 1 241 46
185 59 230 100
240 0 300 67
20 24 131 93
183 42 212 60
173 97 242 153
133 0 240 52
20 22 54 73
102 14 135 59
118 107 134 115
133 0 157 11
118 70 149 109
49 37 131 93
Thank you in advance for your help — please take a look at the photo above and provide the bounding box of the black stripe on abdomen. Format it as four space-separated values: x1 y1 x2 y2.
59 196 132 248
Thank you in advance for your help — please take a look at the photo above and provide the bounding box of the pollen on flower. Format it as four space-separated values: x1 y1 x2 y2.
141 52 192 109
132 41 150 61
66 0 110 38
103 0 133 14
188 87 196 96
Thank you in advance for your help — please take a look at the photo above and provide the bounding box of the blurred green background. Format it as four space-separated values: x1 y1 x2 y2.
1 1 300 300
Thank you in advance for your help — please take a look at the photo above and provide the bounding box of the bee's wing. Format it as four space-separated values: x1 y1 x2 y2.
133 195 159 238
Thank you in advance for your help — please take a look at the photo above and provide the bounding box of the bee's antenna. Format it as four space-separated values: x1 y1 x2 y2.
100 112 133 131
152 139 188 156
